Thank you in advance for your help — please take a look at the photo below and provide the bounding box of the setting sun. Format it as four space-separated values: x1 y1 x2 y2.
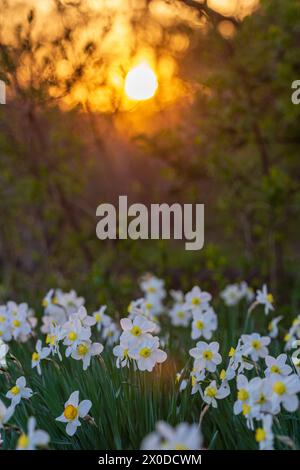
125 63 158 101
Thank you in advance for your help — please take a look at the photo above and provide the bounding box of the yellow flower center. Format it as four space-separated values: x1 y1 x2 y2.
46 334 56 346
11 386 20 396
68 331 77 341
32 352 40 362
242 403 251 416
237 389 249 401
284 334 290 342
255 428 266 443
145 302 153 310
13 319 21 328
0 331 3 337
130 326 142 337
205 386 217 398
267 293 274 304
293 318 300 326
17 434 29 449
192 297 200 306
77 344 89 356
273 381 286 395
196 320 204 330
147 287 156 293
139 347 151 358
42 299 48 307
228 347 235 357
270 365 280 374
95 313 102 322
251 340 261 350
174 443 189 450
53 296 58 304
203 350 213 360
256 394 266 405
64 404 78 421
177 311 185 319
0 315 6 323
268 322 273 332
220 369 226 380
123 348 129 358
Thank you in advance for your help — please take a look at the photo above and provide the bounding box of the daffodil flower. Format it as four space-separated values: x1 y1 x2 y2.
141 421 202 450
6 376 33 407
17 417 49 450
56 391 92 436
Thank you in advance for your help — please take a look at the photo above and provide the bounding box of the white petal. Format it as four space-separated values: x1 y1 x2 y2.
78 400 92 417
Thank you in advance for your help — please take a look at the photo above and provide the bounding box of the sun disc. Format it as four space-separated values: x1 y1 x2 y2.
125 63 158 101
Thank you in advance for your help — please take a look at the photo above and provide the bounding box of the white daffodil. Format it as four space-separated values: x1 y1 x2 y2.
239 282 255 302
0 340 9 369
189 341 222 372
241 333 270 362
31 340 51 375
129 335 167 372
220 284 243 306
191 309 217 340
71 341 103 370
270 374 300 413
141 421 202 450
233 375 255 415
250 378 273 414
264 354 292 378
267 316 282 339
9 303 32 342
17 417 49 450
56 390 92 436
191 368 206 395
201 380 230 408
113 336 132 368
184 286 212 311
6 376 33 407
120 315 156 344
169 304 191 327
256 284 274 315
227 341 254 375
93 305 109 331
71 306 96 328
58 290 85 316
46 323 64 359
255 415 274 450
63 319 91 356
101 319 120 346
140 275 166 300
0 399 14 429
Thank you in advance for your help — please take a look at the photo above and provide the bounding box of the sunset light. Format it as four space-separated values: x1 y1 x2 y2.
124 63 158 101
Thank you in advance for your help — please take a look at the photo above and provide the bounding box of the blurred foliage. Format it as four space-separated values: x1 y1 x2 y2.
139 0 300 301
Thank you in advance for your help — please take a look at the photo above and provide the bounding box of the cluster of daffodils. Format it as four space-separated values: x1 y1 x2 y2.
40 305 105 371
176 330 300 450
1 275 300 451
0 301 36 343
168 286 218 343
113 313 167 372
